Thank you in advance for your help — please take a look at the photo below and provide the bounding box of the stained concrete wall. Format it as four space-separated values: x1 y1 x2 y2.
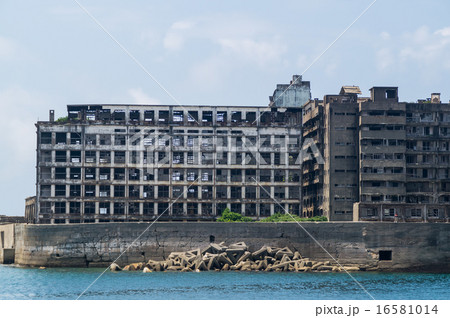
0 224 16 264
12 222 450 272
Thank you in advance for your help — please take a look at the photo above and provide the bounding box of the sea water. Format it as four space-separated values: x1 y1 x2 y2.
0 265 448 300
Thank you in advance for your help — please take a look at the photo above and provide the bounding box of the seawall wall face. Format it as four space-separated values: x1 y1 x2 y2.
0 224 15 264
13 222 450 271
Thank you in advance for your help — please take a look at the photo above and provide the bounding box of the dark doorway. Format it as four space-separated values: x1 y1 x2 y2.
379 250 392 261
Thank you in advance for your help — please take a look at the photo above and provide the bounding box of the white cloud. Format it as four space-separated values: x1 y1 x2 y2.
435 26 450 37
375 25 450 73
380 31 390 40
217 38 286 67
189 57 228 89
376 48 394 71
0 36 16 60
399 26 450 65
127 87 161 104
163 20 194 50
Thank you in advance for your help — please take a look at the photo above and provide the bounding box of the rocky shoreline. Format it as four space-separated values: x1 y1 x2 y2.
111 242 367 273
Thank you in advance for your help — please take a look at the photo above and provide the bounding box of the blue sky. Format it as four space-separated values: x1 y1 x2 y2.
1 0 450 215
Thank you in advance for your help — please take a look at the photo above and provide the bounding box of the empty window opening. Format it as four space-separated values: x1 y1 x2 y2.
55 185 66 197
216 169 227 182
385 90 396 99
114 168 125 180
217 111 227 124
216 186 227 199
187 186 198 198
70 185 81 197
158 110 169 122
202 111 213 123
129 110 140 122
99 202 110 215
99 151 111 163
99 134 111 146
70 133 81 145
114 202 125 215
144 110 154 122
143 202 154 215
55 133 66 145
98 109 111 121
41 132 52 144
114 185 125 197
84 202 95 215
55 167 66 180
379 250 392 261
85 134 96 146
187 111 198 123
187 203 198 215
202 186 213 199
84 185 95 197
115 134 126 146
173 110 184 122
173 203 184 215
55 151 67 163
113 110 125 121
128 202 140 215
231 111 242 123
70 151 81 163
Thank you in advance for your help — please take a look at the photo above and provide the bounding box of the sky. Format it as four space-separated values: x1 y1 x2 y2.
1 0 450 215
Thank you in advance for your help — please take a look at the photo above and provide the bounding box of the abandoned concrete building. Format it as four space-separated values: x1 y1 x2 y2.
34 76 310 224
302 87 450 222
31 75 450 224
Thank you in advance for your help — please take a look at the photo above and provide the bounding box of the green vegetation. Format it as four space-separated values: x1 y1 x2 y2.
216 209 328 223
258 213 327 223
217 208 253 222
56 116 69 123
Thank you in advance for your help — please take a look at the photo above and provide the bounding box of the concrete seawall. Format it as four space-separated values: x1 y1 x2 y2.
7 222 450 272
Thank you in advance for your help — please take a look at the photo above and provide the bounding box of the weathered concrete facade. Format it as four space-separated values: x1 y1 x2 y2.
8 222 450 272
0 224 15 264
301 86 450 221
34 76 308 224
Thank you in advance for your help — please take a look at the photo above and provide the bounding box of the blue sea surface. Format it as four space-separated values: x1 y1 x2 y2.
0 265 449 300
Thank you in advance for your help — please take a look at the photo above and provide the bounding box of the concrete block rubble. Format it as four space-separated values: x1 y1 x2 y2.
110 242 363 273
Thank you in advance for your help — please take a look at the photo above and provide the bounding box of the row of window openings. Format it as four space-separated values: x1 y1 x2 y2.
406 126 450 136
72 110 264 124
406 154 450 164
42 151 300 166
40 202 300 216
361 125 404 131
362 167 403 174
361 139 405 146
41 185 300 199
361 110 403 117
41 168 300 182
334 127 357 131
360 195 403 202
406 112 450 123
406 168 450 179
361 153 404 160
406 141 450 151
334 112 356 116
41 132 300 148
363 207 442 218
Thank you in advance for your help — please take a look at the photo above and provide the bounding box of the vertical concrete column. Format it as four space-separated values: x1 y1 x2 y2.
65 201 70 224
95 201 99 223
125 106 130 124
